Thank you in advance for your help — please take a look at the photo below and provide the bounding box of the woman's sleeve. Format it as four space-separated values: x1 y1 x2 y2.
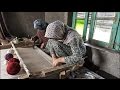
64 38 85 65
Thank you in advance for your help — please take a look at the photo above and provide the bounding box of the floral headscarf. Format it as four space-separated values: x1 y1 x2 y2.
45 20 67 40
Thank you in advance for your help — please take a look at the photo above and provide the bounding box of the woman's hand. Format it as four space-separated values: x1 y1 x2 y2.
31 36 38 41
40 43 45 49
52 57 59 67
51 54 58 66
51 54 65 67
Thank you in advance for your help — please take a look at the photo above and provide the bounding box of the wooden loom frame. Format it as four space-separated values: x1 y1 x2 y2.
10 41 83 79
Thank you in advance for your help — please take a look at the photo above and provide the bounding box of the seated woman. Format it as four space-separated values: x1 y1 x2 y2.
45 20 86 67
31 19 49 49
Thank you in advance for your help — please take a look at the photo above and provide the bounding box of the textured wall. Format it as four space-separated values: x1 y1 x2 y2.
92 49 120 78
45 12 68 24
86 46 120 78
3 12 45 37
3 12 73 37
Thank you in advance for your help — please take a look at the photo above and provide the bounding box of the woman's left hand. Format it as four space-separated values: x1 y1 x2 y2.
52 56 65 67
52 56 60 67
40 43 45 49
52 58 59 67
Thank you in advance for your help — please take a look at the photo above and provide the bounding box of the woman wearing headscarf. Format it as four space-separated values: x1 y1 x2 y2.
45 20 86 67
31 19 49 49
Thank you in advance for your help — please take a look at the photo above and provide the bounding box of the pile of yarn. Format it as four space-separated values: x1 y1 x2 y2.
5 49 21 75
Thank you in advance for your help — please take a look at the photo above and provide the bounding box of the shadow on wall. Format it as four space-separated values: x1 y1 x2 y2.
3 12 45 38
95 50 106 67
3 12 26 37
84 46 100 71
84 46 119 79
84 46 106 70
84 46 109 71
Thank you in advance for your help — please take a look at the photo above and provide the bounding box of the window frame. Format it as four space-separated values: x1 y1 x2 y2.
72 12 120 52
72 12 77 28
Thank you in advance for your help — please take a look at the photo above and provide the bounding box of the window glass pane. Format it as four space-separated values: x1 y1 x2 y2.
75 12 85 36
86 24 90 41
93 12 115 43
86 12 92 41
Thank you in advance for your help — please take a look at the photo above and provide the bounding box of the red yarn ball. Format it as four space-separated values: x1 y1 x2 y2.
5 53 13 60
6 62 21 75
8 58 20 64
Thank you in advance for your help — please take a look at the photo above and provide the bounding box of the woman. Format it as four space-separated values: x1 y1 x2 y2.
31 19 48 49
45 20 86 67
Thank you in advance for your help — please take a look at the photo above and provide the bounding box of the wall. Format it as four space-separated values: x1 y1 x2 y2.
85 45 120 78
45 12 68 24
3 12 73 37
4 12 72 37
3 12 45 37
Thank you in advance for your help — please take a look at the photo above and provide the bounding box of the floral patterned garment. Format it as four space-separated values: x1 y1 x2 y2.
44 20 86 65
45 29 86 65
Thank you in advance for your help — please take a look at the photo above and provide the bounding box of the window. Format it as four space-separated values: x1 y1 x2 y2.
93 12 115 43
72 12 85 36
72 12 120 51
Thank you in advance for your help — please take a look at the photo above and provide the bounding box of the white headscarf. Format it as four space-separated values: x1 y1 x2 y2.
45 20 66 40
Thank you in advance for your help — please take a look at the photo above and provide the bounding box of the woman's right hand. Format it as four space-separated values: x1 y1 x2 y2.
40 43 45 49
31 36 38 41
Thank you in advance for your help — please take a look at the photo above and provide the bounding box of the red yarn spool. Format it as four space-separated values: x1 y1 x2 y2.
6 62 21 75
8 58 20 64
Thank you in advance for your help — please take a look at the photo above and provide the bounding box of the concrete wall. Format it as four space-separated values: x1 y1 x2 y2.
45 12 68 24
85 46 120 78
3 12 45 37
92 49 120 78
3 12 73 38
